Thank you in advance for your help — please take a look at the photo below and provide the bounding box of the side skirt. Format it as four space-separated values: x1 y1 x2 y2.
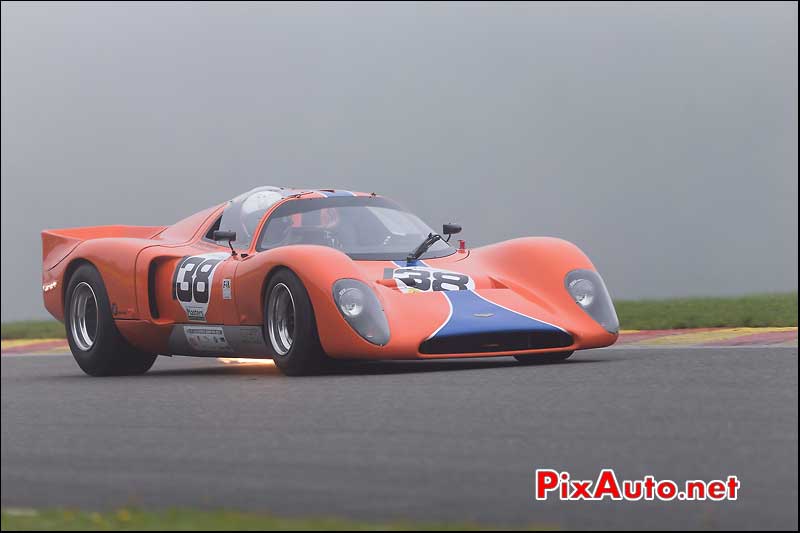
167 325 271 357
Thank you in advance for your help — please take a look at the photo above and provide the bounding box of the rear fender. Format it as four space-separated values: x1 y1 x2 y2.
41 207 224 323
43 238 154 321
42 226 165 271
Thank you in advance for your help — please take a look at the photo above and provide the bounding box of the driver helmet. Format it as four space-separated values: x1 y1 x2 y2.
240 189 283 239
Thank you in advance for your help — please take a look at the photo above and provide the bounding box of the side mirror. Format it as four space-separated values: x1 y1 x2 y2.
213 230 237 256
442 223 461 242
213 230 236 243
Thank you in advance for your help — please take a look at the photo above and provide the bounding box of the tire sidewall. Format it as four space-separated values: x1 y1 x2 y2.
65 265 115 371
64 263 156 376
264 269 325 374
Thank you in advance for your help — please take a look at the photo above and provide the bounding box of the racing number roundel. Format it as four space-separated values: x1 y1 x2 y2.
173 252 229 321
390 267 475 293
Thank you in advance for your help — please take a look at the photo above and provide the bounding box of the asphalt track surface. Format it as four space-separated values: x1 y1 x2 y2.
2 347 797 530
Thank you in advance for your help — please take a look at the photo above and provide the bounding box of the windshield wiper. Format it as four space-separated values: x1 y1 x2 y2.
406 233 442 263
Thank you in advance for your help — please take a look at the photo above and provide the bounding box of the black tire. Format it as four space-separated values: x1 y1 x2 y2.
514 351 574 365
264 269 328 376
64 264 157 376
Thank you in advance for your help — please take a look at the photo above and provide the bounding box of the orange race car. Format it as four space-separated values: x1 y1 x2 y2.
41 186 619 376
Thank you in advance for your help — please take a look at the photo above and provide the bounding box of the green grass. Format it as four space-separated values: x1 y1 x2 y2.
0 508 532 531
1 320 65 340
1 293 796 340
616 292 797 330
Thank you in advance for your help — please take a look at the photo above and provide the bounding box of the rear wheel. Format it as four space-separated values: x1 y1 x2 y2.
264 269 327 376
65 264 157 376
514 351 574 365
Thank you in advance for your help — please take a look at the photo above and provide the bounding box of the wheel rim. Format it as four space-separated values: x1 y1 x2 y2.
268 283 295 356
70 282 98 351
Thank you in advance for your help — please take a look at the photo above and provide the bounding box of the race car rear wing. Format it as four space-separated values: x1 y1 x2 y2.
41 225 166 270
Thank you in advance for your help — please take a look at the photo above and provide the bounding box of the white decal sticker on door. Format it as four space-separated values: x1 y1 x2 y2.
173 252 229 322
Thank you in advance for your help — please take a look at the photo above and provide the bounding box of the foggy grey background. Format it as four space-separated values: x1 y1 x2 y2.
1 1 797 321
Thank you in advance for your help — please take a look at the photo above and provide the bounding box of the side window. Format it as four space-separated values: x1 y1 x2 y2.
204 216 222 241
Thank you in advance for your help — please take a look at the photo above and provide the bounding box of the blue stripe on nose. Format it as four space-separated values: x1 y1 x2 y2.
431 290 565 339
392 259 429 268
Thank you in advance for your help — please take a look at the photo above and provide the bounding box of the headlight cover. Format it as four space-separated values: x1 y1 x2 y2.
565 269 619 334
332 279 390 346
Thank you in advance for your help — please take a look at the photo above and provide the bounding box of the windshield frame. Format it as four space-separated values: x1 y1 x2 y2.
254 196 456 261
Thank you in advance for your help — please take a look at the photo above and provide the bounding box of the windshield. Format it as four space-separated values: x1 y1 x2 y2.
218 186 287 249
256 196 454 261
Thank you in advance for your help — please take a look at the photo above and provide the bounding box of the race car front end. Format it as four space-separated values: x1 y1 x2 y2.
315 266 619 361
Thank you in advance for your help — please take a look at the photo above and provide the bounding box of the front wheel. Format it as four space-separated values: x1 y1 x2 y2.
65 264 157 376
264 269 328 376
514 351 574 365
